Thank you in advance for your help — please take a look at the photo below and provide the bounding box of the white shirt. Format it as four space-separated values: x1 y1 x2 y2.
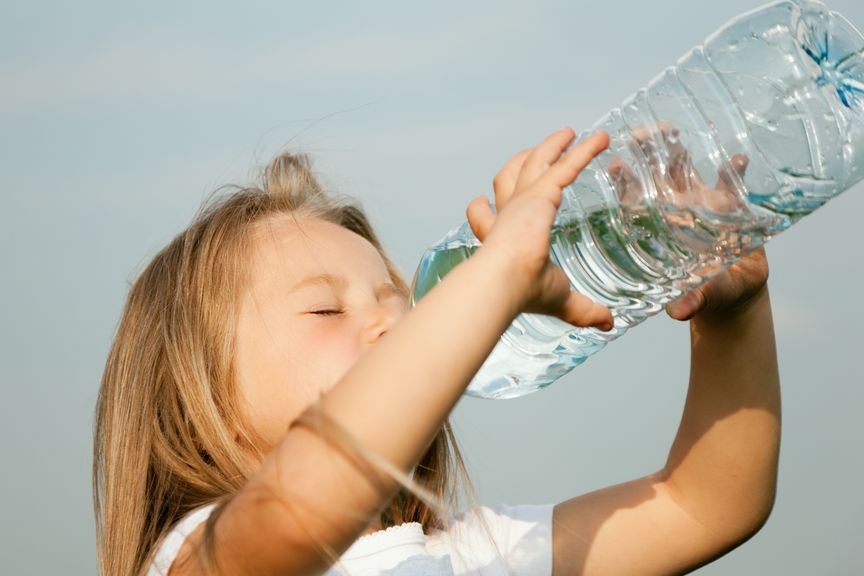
148 502 554 576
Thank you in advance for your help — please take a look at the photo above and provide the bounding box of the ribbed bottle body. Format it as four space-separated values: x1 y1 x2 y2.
410 0 864 399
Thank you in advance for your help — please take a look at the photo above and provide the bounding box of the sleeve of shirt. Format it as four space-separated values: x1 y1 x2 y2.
146 503 217 576
438 503 554 576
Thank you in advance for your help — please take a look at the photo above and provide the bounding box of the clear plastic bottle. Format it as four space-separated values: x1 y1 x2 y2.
409 0 864 399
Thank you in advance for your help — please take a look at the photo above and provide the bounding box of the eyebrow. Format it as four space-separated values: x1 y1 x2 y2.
288 273 346 294
288 273 409 299
381 281 410 300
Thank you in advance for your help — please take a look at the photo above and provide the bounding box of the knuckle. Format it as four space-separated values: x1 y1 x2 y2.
469 195 487 210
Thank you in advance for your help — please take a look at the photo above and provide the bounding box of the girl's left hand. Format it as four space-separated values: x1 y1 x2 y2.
666 246 769 322
607 123 770 322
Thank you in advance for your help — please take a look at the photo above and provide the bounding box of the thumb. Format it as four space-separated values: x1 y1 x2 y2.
466 196 496 241
666 289 705 321
561 290 614 331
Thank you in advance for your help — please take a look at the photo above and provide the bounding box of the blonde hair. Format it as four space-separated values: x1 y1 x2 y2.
93 152 473 576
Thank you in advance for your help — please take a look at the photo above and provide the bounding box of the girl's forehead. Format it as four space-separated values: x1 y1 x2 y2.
247 216 387 280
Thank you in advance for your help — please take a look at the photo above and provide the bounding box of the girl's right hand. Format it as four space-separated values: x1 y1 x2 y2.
466 128 614 331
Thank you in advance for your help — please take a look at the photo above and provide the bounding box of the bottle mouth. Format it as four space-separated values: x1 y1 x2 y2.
796 1 864 113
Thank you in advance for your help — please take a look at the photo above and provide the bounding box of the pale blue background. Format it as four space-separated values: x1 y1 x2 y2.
1 0 862 574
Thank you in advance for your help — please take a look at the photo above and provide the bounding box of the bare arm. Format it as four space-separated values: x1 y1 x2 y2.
170 129 614 576
552 251 780 575
664 280 780 539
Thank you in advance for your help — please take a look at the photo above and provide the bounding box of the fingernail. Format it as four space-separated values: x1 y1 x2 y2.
598 321 614 332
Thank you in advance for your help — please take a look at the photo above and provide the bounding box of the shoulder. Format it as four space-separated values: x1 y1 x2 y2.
147 503 218 576
428 503 554 576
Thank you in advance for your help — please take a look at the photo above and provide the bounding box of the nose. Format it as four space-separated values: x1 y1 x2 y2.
363 303 403 344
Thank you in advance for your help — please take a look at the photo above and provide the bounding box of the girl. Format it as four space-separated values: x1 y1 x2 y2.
93 127 780 575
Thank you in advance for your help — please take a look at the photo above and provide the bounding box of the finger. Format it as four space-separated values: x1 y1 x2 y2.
541 130 610 191
667 142 701 195
466 195 496 242
629 123 688 195
702 153 750 212
515 127 576 190
561 290 614 331
630 122 677 159
715 153 749 195
493 148 531 207
630 121 673 141
608 159 644 205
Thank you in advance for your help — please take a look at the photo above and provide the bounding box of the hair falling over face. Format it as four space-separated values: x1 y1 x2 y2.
92 152 476 576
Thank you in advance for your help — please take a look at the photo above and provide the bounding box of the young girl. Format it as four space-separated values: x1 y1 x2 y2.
93 127 780 576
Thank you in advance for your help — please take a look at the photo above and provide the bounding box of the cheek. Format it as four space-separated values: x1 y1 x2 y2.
235 320 363 446
234 320 321 444
294 323 363 391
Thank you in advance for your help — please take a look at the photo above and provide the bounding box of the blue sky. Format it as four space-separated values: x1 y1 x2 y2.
2 1 863 573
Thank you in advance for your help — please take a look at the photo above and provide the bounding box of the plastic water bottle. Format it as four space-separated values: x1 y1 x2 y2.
409 0 864 399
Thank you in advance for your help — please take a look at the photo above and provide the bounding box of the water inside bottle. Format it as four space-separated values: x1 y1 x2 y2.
411 199 787 324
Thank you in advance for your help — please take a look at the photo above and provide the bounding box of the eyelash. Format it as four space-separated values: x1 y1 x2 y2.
311 309 344 316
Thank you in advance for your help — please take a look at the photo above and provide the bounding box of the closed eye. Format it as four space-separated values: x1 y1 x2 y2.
310 309 344 316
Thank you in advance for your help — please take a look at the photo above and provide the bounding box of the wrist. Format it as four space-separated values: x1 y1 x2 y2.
471 245 530 320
